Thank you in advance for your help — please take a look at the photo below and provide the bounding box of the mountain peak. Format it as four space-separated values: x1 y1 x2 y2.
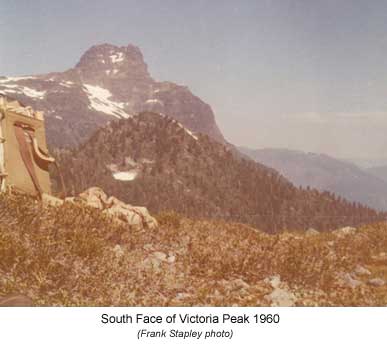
0 42 225 147
74 43 150 82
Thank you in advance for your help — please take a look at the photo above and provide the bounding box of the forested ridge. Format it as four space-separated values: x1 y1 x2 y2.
53 112 385 233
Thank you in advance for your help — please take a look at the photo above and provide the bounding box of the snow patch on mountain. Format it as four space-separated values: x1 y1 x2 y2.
105 69 119 76
59 81 74 88
83 84 130 119
112 170 138 181
176 121 198 140
145 99 163 105
1 84 46 99
110 52 124 63
0 76 36 83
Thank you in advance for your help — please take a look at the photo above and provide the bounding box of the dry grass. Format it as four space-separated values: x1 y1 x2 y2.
0 193 387 306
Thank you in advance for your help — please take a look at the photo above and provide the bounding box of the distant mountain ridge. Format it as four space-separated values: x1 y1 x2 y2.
52 112 384 233
240 147 387 211
367 165 387 183
0 43 224 148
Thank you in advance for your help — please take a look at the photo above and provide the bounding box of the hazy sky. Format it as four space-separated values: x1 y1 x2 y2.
2 0 387 160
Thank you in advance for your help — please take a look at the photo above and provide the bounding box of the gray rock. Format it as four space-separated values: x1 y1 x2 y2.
264 275 282 288
113 244 124 258
175 293 191 300
306 228 319 235
77 187 158 230
335 226 357 235
337 272 363 288
167 255 176 264
265 288 297 307
232 278 250 290
153 251 167 261
368 278 385 287
143 244 154 251
263 275 296 307
354 265 371 276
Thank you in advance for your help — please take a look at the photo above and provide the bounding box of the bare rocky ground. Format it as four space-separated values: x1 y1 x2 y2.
0 192 386 306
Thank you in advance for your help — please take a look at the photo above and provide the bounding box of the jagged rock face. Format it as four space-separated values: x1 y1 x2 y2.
72 43 154 104
75 43 151 82
0 43 224 148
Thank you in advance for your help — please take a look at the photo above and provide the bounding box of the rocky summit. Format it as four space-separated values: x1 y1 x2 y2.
0 43 224 148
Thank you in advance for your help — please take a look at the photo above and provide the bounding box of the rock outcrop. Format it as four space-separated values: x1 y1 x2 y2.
73 187 158 230
43 187 157 230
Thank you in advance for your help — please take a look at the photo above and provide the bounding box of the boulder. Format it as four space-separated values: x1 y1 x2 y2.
153 251 168 261
354 265 371 276
334 226 357 236
112 244 125 258
265 275 282 289
265 288 297 307
70 187 158 230
336 272 363 288
306 228 319 236
368 278 385 287
263 275 297 307
42 193 64 207
78 187 106 209
167 255 176 264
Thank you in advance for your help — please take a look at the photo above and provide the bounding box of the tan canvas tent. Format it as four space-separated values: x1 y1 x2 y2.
0 95 55 197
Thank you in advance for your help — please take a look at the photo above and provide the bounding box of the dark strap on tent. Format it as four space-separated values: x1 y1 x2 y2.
27 130 67 198
14 123 43 197
53 160 67 199
14 122 67 199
